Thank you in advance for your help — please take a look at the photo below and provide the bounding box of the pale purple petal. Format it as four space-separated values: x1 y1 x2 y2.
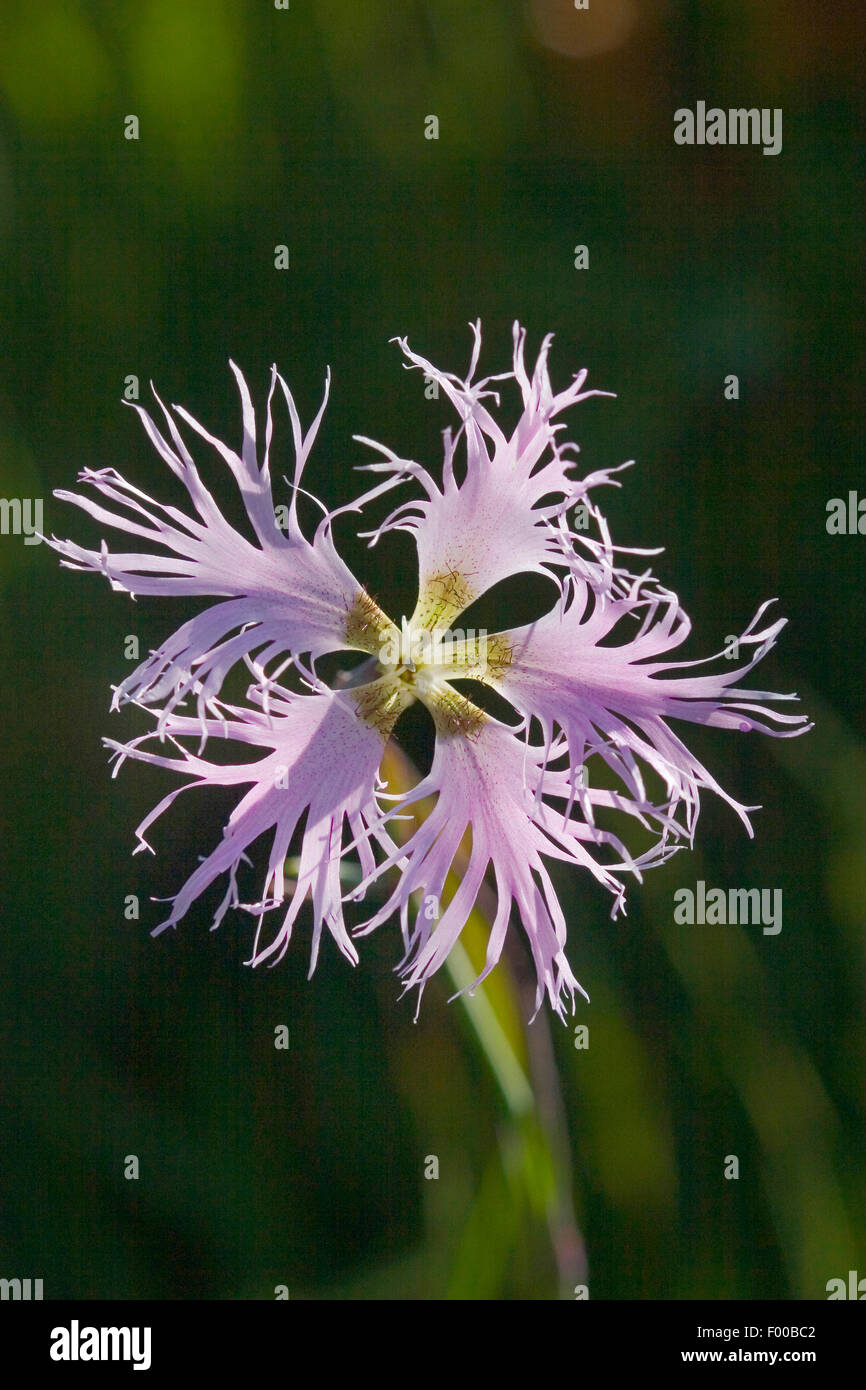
354 715 676 1019
357 321 632 627
49 363 397 722
473 580 812 839
105 683 402 973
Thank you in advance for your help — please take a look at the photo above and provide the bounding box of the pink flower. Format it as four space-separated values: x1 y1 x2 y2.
50 325 810 1016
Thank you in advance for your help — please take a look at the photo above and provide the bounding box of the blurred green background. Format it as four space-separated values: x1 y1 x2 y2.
0 0 863 1299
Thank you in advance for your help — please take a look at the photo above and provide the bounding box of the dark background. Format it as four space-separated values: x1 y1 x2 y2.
0 0 862 1298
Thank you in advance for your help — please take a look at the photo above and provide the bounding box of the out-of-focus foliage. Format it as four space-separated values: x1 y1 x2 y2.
0 0 862 1298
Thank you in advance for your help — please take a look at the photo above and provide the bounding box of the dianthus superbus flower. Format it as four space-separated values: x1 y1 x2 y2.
50 324 810 1017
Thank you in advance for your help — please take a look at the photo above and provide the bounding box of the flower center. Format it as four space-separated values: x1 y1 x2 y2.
344 614 490 740
378 616 490 683
344 588 513 740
